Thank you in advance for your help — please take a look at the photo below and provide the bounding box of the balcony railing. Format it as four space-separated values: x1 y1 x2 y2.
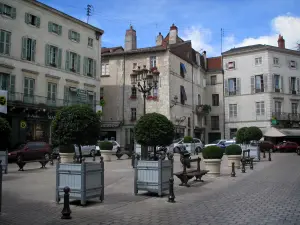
272 112 300 121
196 104 211 116
7 92 96 110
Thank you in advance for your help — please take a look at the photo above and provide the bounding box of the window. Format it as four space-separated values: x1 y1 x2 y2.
101 63 109 76
25 13 40 27
1 4 16 19
290 77 296 94
203 116 207 126
69 30 80 42
212 94 219 106
131 87 137 98
45 44 62 68
88 38 93 47
275 101 281 113
197 94 201 105
100 87 104 99
290 60 296 68
1 74 15 93
274 74 281 92
84 57 96 77
133 63 137 69
150 56 156 68
180 63 187 77
256 101 265 116
48 22 62 35
229 104 237 118
180 85 187 104
255 75 264 93
188 117 191 127
228 78 237 95
24 77 34 103
131 108 137 121
21 37 36 62
255 57 262 65
210 75 216 85
47 82 57 103
292 103 298 114
273 57 279 65
0 30 11 55
230 128 237 139
227 61 235 69
153 88 158 98
66 51 80 73
211 116 219 130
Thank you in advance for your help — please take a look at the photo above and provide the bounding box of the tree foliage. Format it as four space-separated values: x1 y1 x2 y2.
236 127 248 144
0 117 11 149
202 146 224 159
245 126 263 141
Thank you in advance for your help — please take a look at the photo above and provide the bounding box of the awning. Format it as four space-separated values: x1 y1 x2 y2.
101 121 122 128
263 127 286 137
69 87 77 92
279 129 300 137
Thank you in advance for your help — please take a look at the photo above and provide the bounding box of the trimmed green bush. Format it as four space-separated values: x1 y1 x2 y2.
236 127 248 144
202 146 224 159
99 141 113 150
245 126 263 141
0 117 12 149
183 136 193 143
59 144 75 153
225 144 242 155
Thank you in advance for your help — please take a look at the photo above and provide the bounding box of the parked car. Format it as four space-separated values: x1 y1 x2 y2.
8 142 51 162
258 141 274 152
275 141 298 153
205 139 227 148
170 138 204 154
224 139 236 147
96 140 120 153
74 145 98 156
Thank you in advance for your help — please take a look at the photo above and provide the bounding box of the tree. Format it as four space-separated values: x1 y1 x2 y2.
236 127 248 144
0 117 11 149
245 126 263 141
51 105 101 161
134 112 175 159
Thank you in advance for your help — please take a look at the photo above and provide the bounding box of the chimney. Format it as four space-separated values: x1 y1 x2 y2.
125 25 137 51
203 51 207 70
277 34 285 49
156 32 163 46
169 23 178 45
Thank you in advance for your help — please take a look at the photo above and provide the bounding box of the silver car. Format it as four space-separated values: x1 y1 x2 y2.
170 138 204 154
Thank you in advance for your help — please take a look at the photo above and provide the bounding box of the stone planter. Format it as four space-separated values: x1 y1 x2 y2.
227 155 241 169
101 150 113 162
203 159 222 178
0 150 8 174
134 155 173 196
59 153 74 163
56 159 104 205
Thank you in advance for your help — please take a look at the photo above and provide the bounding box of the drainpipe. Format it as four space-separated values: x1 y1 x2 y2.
222 56 225 139
122 53 126 144
191 65 194 137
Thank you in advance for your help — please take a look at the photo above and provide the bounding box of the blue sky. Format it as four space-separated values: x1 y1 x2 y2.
40 0 300 56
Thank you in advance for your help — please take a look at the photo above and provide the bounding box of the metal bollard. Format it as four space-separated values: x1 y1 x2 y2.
50 153 54 166
0 160 2 213
131 154 136 168
57 155 61 164
241 159 246 173
263 151 266 158
92 151 96 161
268 151 271 161
168 177 175 203
231 162 236 177
250 158 254 170
61 186 72 219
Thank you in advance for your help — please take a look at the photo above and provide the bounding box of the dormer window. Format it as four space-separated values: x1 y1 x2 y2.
227 61 235 69
290 60 297 69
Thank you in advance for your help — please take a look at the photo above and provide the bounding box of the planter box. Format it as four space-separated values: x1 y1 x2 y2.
134 157 173 196
56 161 104 205
203 159 222 178
0 150 8 174
227 155 241 169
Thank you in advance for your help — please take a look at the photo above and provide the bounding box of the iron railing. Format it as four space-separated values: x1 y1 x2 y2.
272 112 300 121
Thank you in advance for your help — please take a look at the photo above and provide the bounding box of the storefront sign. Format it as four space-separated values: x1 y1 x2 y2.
26 113 55 120
77 89 87 102
0 90 7 114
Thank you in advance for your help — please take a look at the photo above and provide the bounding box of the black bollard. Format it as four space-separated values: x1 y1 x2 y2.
263 151 266 158
268 150 271 161
61 186 71 219
131 154 135 168
50 153 54 166
92 151 96 162
241 159 246 173
231 162 236 177
57 155 61 164
250 158 254 170
168 177 175 203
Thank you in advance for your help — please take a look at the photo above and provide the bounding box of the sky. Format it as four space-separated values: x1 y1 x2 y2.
40 0 300 57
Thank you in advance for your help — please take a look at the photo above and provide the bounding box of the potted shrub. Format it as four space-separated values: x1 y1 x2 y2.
202 146 224 177
58 144 75 163
99 141 113 162
0 117 11 174
225 144 242 169
134 112 175 196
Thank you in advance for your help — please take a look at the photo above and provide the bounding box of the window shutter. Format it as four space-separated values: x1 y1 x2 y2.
57 48 62 69
0 31 4 54
25 13 29 24
224 79 228 96
83 57 87 75
58 25 62 35
93 59 96 77
31 39 36 62
68 30 71 40
250 76 255 94
45 44 50 65
236 78 241 95
64 86 69 101
21 37 27 59
48 22 52 32
272 74 275 92
263 75 268 92
289 77 292 94
9 75 15 92
0 3 3 14
225 63 229 70
11 7 16 19
77 54 81 73
77 33 80 42
280 76 284 93
36 16 40 28
297 78 300 94
65 51 69 70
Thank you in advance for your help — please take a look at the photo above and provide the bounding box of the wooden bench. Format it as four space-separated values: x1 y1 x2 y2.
174 157 209 187
115 147 133 160
16 157 49 171
242 149 254 165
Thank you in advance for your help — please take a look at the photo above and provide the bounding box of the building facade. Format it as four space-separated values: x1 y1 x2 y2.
223 35 300 139
0 0 103 146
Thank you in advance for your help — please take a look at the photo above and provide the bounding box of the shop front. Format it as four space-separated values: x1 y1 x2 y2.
100 121 122 143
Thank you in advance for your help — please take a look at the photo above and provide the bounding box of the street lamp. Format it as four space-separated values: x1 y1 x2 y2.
130 65 160 115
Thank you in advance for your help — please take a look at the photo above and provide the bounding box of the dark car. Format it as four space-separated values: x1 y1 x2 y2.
275 141 298 153
259 141 275 152
8 142 51 162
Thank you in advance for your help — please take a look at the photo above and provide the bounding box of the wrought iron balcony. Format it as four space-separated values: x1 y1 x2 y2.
7 92 96 110
272 112 300 121
196 104 211 116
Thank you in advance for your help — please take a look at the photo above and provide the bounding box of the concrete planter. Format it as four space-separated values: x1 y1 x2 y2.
227 155 241 169
59 153 74 163
134 155 173 196
0 150 8 174
56 160 104 205
101 150 113 162
203 159 222 178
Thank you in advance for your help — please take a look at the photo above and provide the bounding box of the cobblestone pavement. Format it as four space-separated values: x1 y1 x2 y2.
1 153 300 225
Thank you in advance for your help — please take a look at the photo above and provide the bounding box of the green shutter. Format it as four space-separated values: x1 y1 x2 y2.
64 86 69 101
58 25 62 35
0 30 4 54
48 22 52 32
77 33 80 42
77 54 81 73
83 57 87 75
9 75 15 92
65 51 69 70
68 30 71 40
57 48 62 69
11 7 16 19
31 39 36 62
25 13 29 24
0 3 3 14
6 32 11 55
36 16 40 28
45 44 49 65
21 37 27 59
93 59 96 77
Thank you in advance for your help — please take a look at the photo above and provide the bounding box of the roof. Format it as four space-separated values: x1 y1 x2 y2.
207 56 222 72
101 46 124 54
222 44 300 56
102 45 167 57
27 0 104 34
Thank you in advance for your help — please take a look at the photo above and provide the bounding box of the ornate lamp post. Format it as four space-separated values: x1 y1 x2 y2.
130 65 160 115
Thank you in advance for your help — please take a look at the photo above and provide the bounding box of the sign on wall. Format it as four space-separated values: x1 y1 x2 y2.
0 90 7 114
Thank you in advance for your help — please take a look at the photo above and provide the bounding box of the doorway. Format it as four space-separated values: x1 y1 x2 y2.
208 132 221 143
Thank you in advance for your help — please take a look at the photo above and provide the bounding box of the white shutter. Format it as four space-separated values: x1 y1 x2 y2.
297 78 300 94
224 79 228 96
289 77 292 94
236 78 241 95
263 75 268 92
280 76 284 93
250 76 255 94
